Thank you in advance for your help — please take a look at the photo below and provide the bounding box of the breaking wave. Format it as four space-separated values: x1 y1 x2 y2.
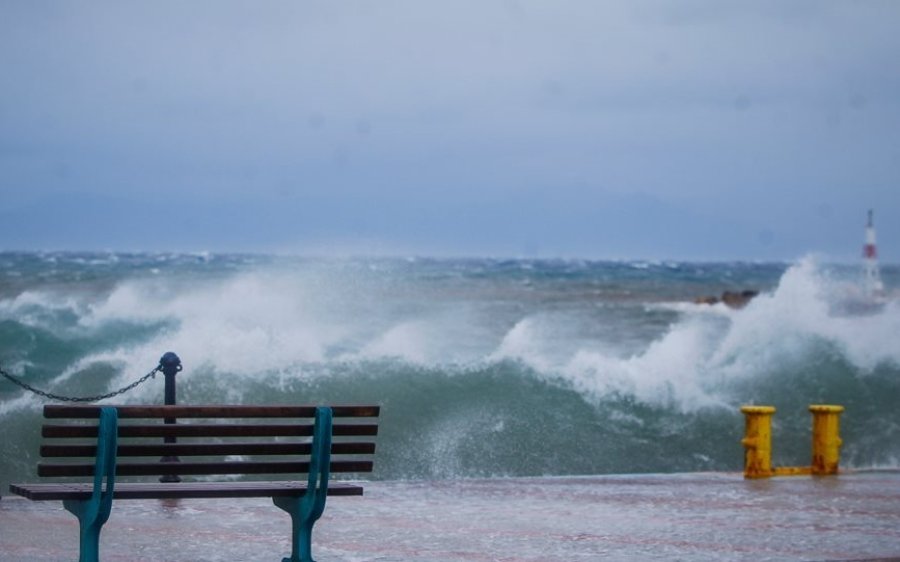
1 254 898 487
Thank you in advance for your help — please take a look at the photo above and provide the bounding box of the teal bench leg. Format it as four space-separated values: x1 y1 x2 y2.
62 407 118 562
274 406 332 562
62 499 106 562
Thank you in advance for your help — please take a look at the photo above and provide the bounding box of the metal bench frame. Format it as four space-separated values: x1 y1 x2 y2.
9 404 379 562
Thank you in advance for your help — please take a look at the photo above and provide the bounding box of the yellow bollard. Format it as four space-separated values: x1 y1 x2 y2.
809 405 844 476
740 406 776 479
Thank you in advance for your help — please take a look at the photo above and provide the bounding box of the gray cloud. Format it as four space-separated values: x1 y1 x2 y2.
2 1 899 259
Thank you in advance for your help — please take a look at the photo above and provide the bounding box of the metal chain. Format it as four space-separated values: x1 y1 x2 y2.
0 364 161 402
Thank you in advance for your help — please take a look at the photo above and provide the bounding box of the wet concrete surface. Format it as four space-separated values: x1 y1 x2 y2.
2 471 899 561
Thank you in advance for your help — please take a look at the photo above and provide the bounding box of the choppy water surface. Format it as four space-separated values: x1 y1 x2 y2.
1 252 899 489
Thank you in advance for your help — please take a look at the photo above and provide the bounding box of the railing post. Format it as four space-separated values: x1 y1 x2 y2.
809 405 844 476
740 405 776 479
159 352 182 483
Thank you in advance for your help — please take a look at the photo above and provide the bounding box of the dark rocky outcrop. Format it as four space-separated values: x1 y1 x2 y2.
694 290 759 309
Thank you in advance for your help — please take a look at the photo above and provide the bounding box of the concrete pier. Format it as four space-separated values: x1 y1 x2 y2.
2 471 899 561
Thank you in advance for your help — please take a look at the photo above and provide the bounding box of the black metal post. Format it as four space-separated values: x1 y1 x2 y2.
159 351 182 483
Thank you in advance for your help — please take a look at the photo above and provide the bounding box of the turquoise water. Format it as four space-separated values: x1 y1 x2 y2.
1 252 899 489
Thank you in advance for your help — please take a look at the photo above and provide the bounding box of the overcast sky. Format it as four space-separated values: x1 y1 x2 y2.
1 1 898 261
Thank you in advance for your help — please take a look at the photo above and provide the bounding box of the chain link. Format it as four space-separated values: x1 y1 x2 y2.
0 364 161 402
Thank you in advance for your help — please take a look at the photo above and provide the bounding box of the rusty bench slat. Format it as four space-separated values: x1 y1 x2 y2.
41 441 377 457
37 460 375 477
10 481 364 501
43 423 379 438
44 404 380 418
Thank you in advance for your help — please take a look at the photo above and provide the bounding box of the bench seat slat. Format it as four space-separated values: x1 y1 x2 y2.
44 405 379 419
43 423 379 438
38 460 374 477
9 481 364 501
41 442 376 458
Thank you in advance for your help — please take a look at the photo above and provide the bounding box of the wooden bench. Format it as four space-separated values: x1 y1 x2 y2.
9 404 379 562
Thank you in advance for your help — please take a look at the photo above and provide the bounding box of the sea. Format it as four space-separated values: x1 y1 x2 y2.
1 252 899 491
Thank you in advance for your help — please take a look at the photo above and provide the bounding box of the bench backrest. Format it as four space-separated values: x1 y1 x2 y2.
37 405 379 480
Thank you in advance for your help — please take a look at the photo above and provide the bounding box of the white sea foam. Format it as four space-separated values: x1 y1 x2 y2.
5 255 898 414
91 274 341 371
489 317 554 373
714 257 900 373
74 266 494 380
489 256 900 412
0 290 85 329
492 312 730 411
0 392 40 416
357 321 435 364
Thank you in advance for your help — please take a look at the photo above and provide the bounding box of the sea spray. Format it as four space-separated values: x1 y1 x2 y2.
1 253 898 490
